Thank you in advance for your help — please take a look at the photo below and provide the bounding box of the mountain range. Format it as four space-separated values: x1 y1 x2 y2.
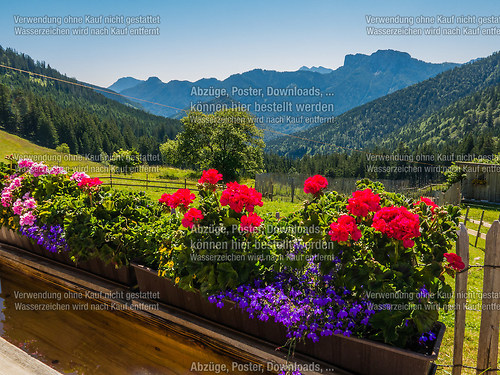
2 44 496 175
266 51 500 157
298 66 334 74
108 50 460 138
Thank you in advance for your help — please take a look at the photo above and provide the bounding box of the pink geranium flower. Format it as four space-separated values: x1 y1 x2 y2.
19 211 36 227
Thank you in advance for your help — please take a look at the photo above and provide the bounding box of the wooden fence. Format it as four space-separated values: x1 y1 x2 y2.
456 162 500 203
452 221 500 374
461 208 500 247
402 183 447 199
255 173 411 203
254 173 461 204
95 172 199 191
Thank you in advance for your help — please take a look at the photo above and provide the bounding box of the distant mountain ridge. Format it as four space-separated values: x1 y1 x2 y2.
108 50 460 138
108 76 145 93
298 66 334 74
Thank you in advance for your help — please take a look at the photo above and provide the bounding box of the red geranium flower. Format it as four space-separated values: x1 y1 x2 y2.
220 182 263 213
159 189 196 209
240 212 264 233
443 253 465 271
346 189 381 217
198 169 223 185
372 206 421 248
158 194 170 206
304 175 328 195
78 177 103 190
415 196 439 214
328 215 362 242
182 208 204 228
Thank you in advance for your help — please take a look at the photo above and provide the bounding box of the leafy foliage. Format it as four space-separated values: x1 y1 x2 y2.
0 160 462 350
0 160 157 266
109 148 142 174
152 180 282 295
161 109 265 180
55 143 70 154
60 188 156 266
277 179 460 346
443 162 466 189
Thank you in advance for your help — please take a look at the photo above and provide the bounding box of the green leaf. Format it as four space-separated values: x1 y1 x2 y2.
412 309 438 333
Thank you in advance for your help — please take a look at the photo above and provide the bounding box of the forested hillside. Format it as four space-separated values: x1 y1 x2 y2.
0 46 181 161
382 83 500 151
266 52 500 158
263 82 500 182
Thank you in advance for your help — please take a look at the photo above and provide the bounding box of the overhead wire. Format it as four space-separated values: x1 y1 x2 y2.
0 62 447 168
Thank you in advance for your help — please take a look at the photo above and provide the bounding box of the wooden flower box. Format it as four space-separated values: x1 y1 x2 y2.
132 263 444 375
0 226 136 286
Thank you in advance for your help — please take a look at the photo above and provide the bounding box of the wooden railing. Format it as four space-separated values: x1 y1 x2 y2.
94 173 199 191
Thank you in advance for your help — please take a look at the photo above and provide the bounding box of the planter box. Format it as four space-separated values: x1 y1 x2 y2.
76 257 136 286
0 226 42 253
132 263 288 344
0 226 136 286
132 263 444 375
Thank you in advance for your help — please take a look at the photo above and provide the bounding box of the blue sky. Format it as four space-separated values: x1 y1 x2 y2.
0 0 498 87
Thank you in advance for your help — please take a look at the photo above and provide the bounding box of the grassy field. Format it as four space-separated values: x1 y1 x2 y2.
256 199 302 216
462 204 500 225
112 179 303 215
101 170 198 202
0 131 302 214
0 130 202 200
459 204 500 238
0 130 102 172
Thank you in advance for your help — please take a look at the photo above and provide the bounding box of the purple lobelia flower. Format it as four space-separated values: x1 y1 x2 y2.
207 244 376 344
418 330 437 346
20 222 69 253
417 285 430 301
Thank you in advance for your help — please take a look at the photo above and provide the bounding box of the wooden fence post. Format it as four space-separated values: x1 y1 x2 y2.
476 220 500 374
291 178 295 203
184 178 187 189
475 210 485 247
453 224 470 375
463 206 470 225
109 169 113 188
146 174 149 190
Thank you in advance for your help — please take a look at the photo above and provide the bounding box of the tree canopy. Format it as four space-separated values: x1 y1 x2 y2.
161 109 265 180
